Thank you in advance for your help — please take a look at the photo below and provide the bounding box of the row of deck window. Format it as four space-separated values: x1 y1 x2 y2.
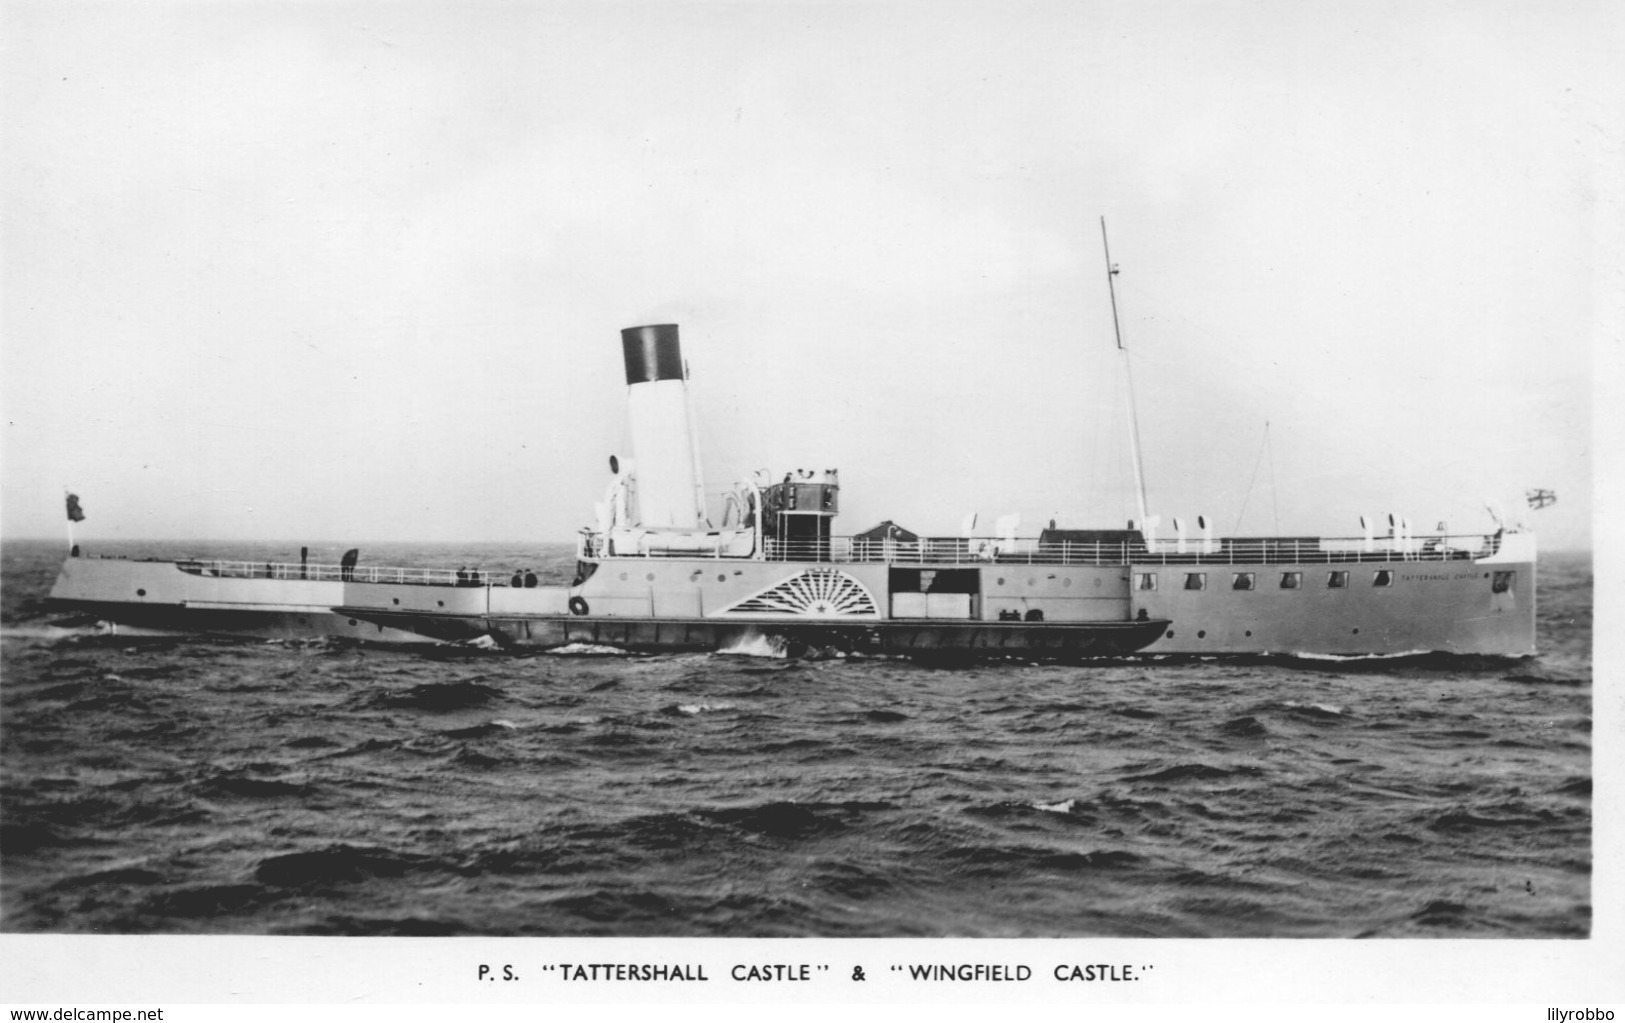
1135 569 1395 592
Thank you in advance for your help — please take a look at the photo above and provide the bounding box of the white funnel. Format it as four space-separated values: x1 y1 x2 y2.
621 324 705 528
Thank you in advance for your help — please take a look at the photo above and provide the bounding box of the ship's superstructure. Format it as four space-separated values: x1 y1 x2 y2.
45 320 1536 659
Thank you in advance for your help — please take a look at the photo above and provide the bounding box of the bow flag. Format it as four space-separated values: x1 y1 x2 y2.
1525 489 1556 510
66 493 85 522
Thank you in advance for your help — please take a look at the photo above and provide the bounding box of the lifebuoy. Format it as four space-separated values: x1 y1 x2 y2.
568 596 590 616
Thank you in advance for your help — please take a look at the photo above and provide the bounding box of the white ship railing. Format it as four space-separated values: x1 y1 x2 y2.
576 531 1502 565
168 531 1504 584
175 560 504 586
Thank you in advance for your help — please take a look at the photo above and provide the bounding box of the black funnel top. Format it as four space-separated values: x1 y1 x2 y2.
621 324 684 385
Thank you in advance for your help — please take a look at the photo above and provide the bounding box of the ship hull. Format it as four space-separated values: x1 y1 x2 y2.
45 555 1168 658
45 539 1536 658
1127 536 1537 657
45 557 437 644
43 600 436 644
1129 557 1537 657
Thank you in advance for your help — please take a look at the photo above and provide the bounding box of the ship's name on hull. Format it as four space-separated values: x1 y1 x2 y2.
1399 572 1482 582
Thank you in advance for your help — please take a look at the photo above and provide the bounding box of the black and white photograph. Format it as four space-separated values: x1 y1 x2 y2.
1 0 1616 1015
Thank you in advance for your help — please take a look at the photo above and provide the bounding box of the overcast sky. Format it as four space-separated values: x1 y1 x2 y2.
2 1 1611 550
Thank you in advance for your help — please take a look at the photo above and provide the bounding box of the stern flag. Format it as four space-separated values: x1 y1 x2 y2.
66 493 85 522
1525 488 1556 510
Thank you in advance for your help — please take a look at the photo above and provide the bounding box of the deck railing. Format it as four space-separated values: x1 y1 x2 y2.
576 531 1499 565
174 532 1500 586
175 560 501 586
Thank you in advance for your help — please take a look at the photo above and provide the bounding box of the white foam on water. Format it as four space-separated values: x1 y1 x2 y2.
1282 700 1347 716
676 702 736 715
715 630 788 659
1289 649 1431 662
1033 798 1077 815
0 625 84 640
491 719 519 729
546 642 631 656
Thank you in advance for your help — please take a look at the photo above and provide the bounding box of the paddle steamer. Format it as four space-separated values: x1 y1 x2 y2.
47 316 1534 658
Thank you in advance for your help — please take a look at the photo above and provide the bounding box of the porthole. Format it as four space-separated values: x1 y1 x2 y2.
1245 630 1252 637
646 573 655 582
717 574 726 583
1197 630 1206 638
437 600 444 607
1063 577 1072 587
619 572 628 581
1352 628 1360 634
392 598 400 605
136 588 146 597
1028 578 1036 586
996 577 1006 586
348 618 358 626
1166 630 1175 639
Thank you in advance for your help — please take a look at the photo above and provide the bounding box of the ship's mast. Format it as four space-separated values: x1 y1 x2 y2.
1100 216 1150 530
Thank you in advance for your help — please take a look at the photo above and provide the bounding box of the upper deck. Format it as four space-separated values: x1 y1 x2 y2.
110 529 1509 590
577 531 1508 567
170 558 507 586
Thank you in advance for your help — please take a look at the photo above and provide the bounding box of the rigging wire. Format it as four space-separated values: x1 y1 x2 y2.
1233 420 1272 535
1268 421 1281 534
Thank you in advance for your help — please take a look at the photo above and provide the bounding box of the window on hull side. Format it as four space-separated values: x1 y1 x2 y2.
1232 572 1256 591
1184 573 1206 591
1327 571 1349 589
1136 573 1158 591
1372 570 1394 587
1280 571 1302 589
